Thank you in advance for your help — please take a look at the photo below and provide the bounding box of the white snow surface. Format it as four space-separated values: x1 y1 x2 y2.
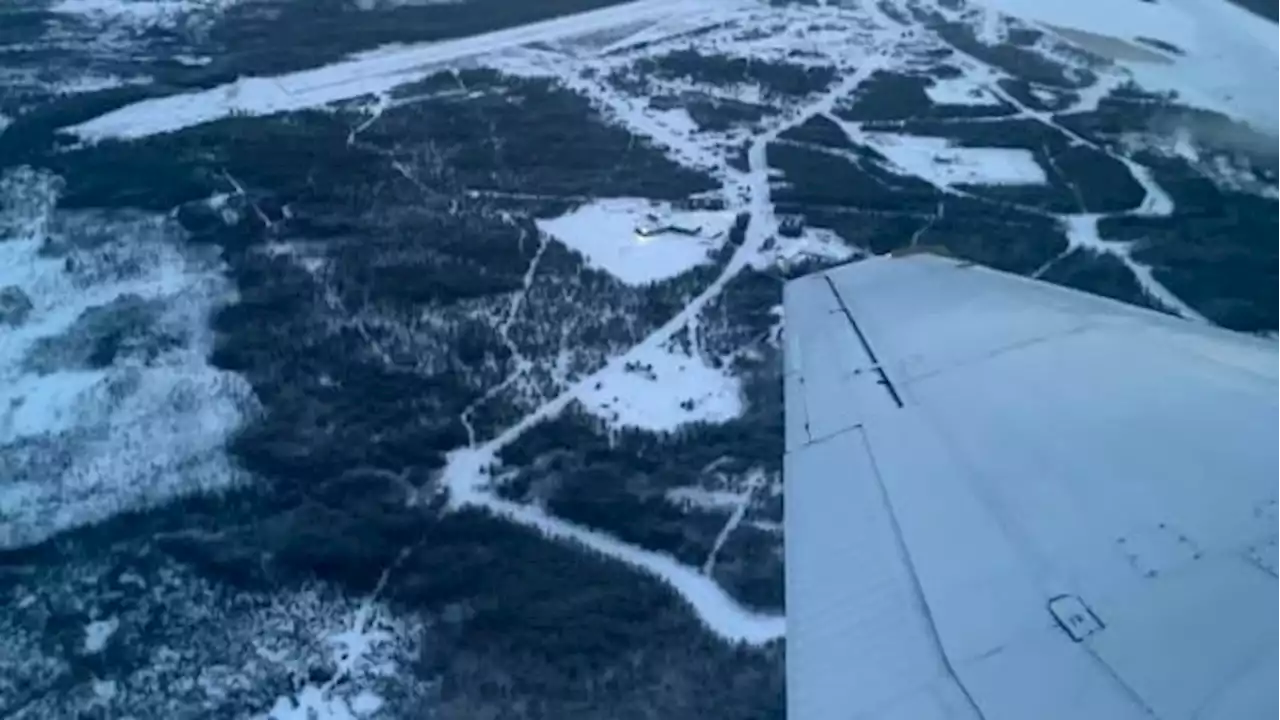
0 168 256 550
82 616 119 654
761 225 859 272
924 74 1002 106
258 589 408 720
536 198 736 285
577 341 743 431
866 134 1048 186
971 0 1280 135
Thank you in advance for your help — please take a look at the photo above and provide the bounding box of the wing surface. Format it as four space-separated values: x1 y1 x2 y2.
783 253 1278 720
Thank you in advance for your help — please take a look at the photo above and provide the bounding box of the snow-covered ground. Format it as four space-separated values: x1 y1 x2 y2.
0 168 256 549
82 616 119 654
867 134 1048 186
924 75 1004 107
259 583 409 720
536 198 736 285
761 225 860 271
969 0 1279 135
577 341 743 431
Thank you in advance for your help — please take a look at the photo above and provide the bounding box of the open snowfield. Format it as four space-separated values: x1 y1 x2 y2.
924 74 1004 106
867 134 1049 186
536 198 737 285
576 341 743 431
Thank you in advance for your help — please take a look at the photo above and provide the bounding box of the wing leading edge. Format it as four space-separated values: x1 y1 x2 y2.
783 253 1278 720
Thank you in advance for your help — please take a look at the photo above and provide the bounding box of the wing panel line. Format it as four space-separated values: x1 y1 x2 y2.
822 273 905 408
853 425 986 720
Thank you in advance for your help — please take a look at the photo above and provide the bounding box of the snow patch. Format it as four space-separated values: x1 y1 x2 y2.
0 168 256 550
666 486 745 510
924 75 1002 106
577 342 742 431
969 0 1279 135
91 679 118 700
258 597 403 720
536 198 736 285
867 134 1048 186
54 74 151 96
82 616 119 653
762 225 858 270
173 54 214 67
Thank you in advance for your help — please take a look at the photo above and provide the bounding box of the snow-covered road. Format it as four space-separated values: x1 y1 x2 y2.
67 0 746 142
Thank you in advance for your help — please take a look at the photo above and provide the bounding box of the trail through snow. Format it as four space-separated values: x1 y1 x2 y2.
436 59 888 646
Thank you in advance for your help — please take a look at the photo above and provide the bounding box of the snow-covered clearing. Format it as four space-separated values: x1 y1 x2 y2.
924 75 1003 106
67 0 738 141
577 342 743 431
536 198 736 285
760 225 859 271
866 134 1048 186
0 168 255 550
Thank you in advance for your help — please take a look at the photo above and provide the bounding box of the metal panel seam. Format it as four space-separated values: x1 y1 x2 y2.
854 425 987 720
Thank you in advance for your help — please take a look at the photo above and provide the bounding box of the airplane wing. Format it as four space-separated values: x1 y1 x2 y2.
782 252 1278 720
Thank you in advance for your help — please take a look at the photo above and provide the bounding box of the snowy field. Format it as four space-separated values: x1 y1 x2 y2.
576 341 743 431
536 198 737 285
866 134 1048 186
763 225 860 271
924 75 1004 106
0 168 255 549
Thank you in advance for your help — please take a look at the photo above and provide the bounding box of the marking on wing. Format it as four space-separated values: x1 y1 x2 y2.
1115 523 1203 579
1048 594 1106 642
1243 538 1278 578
